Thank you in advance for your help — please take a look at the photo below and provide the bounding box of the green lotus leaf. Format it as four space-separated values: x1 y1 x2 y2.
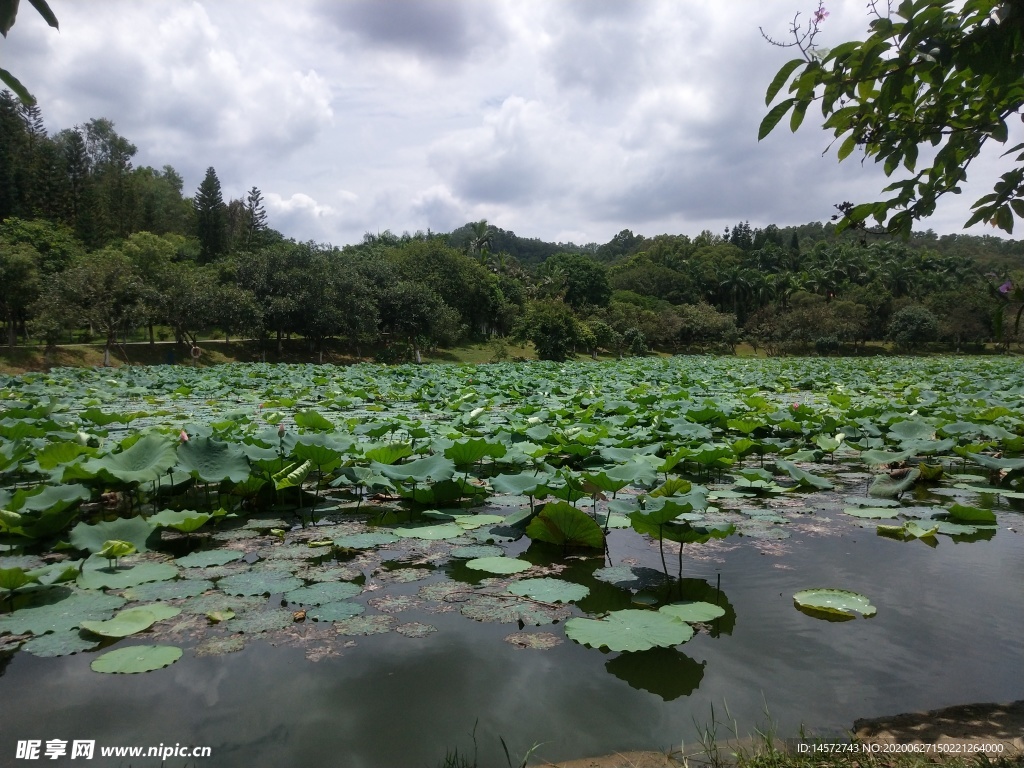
174 550 244 568
285 581 361 605
793 588 876 618
227 608 295 633
945 503 997 524
507 577 589 603
450 545 505 559
525 501 604 548
90 644 182 674
776 460 833 490
179 593 263 616
293 410 335 431
69 516 158 554
860 449 916 466
490 473 549 496
385 520 465 540
273 460 311 490
453 514 505 530
333 531 400 549
0 566 37 592
217 571 304 596
22 629 99 658
459 594 570 625
149 509 212 534
869 468 921 498
176 437 251 483
465 556 532 574
887 419 936 441
98 540 136 561
307 601 365 622
966 453 1024 472
566 609 693 652
77 560 179 590
334 614 396 635
123 579 214 601
842 507 898 519
374 454 456 483
444 438 507 466
292 441 342 470
12 483 91 512
658 601 726 623
363 443 414 465
81 604 180 638
649 478 694 497
930 520 980 536
844 496 900 508
84 434 178 484
0 589 126 635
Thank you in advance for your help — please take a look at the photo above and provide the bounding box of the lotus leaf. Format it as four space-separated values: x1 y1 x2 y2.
860 449 916 466
395 622 437 638
12 483 91 512
375 454 455 483
176 437 251 483
98 540 136 563
593 566 665 590
292 442 342 470
444 438 507 466
793 588 876 618
123 579 213 601
285 582 361 605
22 629 99 658
392 522 465 540
180 593 263 616
334 614 396 635
363 443 413 465
465 556 531 574
966 453 1024 473
869 469 921 498
308 601 365 621
460 594 570 625
507 577 589 603
77 561 179 590
334 532 400 549
525 501 604 548
273 460 311 490
450 545 505 559
149 509 212 534
0 589 126 635
452 514 505 530
175 550 244 568
946 503 997 524
228 608 295 633
887 419 936 441
81 604 180 638
90 644 183 674
294 410 335 431
490 473 549 496
84 434 178 484
504 631 562 650
776 460 833 490
658 601 726 622
217 571 304 596
195 636 246 657
69 517 158 554
842 507 898 519
565 609 693 652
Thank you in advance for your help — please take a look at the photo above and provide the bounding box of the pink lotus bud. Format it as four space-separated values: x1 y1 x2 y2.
179 430 189 442
791 403 800 410
278 423 286 437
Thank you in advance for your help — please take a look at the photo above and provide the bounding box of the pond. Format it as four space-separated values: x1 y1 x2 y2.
1 358 1022 766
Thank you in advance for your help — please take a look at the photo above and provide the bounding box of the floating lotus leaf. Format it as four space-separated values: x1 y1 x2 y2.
149 509 212 533
333 532 400 549
658 601 726 623
946 503 997 524
504 631 562 650
593 566 665 590
123 578 213 601
465 556 531 575
195 635 246 657
334 614 396 635
565 609 693 652
966 453 1024 472
180 593 263 616
869 468 921 498
0 589 126 635
77 560 179 590
507 577 589 603
175 550 244 568
368 594 422 613
285 582 361 605
417 580 467 602
776 460 833 490
81 604 180 638
373 567 433 584
217 571 303 596
85 434 178 485
90 644 182 674
793 588 876 618
453 514 505 530
450 545 505 559
842 507 898 519
737 522 791 540
526 501 604 549
460 594 570 625
228 608 295 633
69 517 158 554
307 601 365 622
391 523 465 540
22 629 99 658
887 419 936 441
931 521 981 536
175 437 251 483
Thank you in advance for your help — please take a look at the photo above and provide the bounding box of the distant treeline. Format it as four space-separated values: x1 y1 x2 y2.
2 90 1023 362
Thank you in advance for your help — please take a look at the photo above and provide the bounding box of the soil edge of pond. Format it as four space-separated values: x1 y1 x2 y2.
540 700 1024 767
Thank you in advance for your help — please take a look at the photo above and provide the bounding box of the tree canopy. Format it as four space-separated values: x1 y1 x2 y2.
761 0 1024 236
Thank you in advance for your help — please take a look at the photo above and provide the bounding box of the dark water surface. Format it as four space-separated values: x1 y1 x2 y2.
3 503 1022 767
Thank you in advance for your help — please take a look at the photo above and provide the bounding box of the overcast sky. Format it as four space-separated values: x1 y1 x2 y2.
5 1 1013 247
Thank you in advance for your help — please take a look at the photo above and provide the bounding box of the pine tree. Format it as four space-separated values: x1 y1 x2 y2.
194 167 228 263
245 186 268 248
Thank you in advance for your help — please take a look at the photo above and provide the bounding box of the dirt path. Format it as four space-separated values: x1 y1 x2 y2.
541 700 1024 767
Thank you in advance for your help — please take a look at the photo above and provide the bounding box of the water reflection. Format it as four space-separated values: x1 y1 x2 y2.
606 647 706 701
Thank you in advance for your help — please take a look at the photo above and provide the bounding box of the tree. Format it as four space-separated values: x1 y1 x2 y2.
0 0 59 104
538 253 612 310
761 1 1024 236
515 300 583 362
0 241 39 348
244 186 269 248
194 167 228 263
887 304 940 349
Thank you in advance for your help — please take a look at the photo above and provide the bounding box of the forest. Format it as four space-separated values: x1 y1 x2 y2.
2 90 1024 364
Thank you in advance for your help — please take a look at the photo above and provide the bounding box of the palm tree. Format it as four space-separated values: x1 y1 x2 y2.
469 220 494 266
